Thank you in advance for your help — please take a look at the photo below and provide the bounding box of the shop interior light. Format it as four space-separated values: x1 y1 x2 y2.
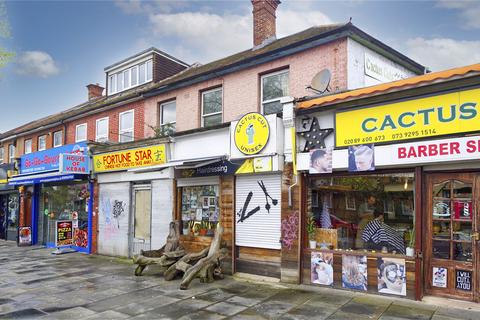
404 178 408 190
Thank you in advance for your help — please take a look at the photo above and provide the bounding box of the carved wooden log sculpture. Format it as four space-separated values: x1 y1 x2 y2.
133 220 184 276
179 223 227 290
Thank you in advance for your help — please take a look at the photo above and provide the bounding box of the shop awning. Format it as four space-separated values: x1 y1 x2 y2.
128 155 226 173
8 172 87 186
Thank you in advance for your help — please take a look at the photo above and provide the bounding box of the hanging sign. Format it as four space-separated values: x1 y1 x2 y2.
455 270 472 291
234 113 270 155
59 154 89 174
56 220 73 246
93 144 166 173
335 88 480 147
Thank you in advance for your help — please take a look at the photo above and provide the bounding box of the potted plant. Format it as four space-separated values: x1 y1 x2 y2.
206 222 215 236
406 228 415 257
199 221 208 236
306 216 317 249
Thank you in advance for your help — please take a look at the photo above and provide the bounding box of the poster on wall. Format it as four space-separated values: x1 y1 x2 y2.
348 144 374 172
342 255 368 291
455 270 472 291
309 148 333 174
377 258 406 296
18 226 32 246
311 252 334 286
56 221 73 246
432 267 447 288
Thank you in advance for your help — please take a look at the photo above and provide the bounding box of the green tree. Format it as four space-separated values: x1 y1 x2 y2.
0 1 14 72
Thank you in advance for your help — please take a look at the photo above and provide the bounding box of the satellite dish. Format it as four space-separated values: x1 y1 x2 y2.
309 69 331 94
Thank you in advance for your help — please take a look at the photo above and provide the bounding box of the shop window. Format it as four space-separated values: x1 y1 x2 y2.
261 69 289 115
53 131 63 148
307 173 415 255
0 147 3 164
119 110 134 142
38 135 47 151
181 185 219 237
201 88 222 127
24 139 32 154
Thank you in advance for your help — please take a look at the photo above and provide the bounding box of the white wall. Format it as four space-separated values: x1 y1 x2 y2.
172 127 230 161
151 179 174 249
347 38 416 90
98 182 131 257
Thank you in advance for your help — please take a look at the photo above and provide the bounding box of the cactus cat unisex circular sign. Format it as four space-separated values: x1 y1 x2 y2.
234 112 270 155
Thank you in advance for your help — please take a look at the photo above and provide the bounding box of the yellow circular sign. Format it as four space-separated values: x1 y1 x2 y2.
234 113 270 155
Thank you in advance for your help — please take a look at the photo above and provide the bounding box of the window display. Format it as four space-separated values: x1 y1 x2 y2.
181 185 219 236
307 173 415 255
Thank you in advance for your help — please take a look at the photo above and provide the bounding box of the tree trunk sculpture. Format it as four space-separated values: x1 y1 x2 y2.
133 220 184 276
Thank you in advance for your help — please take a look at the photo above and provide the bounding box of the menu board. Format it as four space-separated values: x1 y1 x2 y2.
56 221 73 246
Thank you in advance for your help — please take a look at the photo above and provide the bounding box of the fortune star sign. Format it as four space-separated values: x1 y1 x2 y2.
297 116 333 152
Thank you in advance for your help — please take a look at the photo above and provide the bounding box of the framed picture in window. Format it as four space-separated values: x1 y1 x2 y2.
209 197 216 207
202 197 209 209
311 191 319 208
345 194 356 211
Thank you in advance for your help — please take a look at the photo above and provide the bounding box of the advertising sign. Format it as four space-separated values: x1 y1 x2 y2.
455 270 472 291
377 257 406 296
432 267 447 288
56 220 73 246
335 88 480 147
93 144 166 173
20 143 87 174
175 160 240 178
309 148 332 174
59 154 89 174
311 252 334 286
348 144 374 172
364 53 409 83
234 112 270 155
18 226 32 246
342 255 368 291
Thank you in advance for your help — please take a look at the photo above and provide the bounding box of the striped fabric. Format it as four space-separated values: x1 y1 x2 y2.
320 193 332 228
361 219 405 254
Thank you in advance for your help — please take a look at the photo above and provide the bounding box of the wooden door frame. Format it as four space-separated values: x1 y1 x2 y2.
423 172 477 301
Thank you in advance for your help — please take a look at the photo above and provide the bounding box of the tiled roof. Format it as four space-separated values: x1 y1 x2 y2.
297 63 480 110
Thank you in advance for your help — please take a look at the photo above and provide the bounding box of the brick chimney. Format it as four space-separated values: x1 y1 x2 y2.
252 0 281 47
86 83 104 101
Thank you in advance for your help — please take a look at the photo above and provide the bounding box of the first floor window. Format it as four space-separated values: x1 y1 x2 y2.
24 139 32 154
261 69 289 115
38 135 46 151
53 131 63 147
0 147 4 164
96 117 109 142
201 88 222 127
160 100 176 132
75 123 87 142
119 110 134 142
8 145 15 163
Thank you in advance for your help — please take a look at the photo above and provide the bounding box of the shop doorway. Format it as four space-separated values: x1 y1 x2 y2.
425 173 479 301
130 184 152 257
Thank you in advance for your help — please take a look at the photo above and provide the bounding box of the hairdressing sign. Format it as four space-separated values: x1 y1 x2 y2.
93 144 166 173
20 143 87 174
335 88 480 147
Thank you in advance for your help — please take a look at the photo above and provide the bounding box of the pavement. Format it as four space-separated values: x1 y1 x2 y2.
0 242 479 319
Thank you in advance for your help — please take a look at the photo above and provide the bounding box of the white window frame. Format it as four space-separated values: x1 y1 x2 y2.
75 123 87 142
0 147 4 164
119 110 134 143
108 75 116 95
95 117 109 142
8 145 15 163
146 60 153 82
53 131 63 148
201 87 223 127
24 139 32 154
107 59 153 95
160 100 176 127
38 135 47 151
260 69 289 114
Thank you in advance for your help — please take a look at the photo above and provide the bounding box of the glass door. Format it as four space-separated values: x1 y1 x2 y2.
425 173 477 301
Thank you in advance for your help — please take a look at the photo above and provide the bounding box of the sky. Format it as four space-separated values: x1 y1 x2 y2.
0 0 479 133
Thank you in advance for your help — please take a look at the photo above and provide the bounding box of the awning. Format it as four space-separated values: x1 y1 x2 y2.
8 172 87 186
128 155 226 173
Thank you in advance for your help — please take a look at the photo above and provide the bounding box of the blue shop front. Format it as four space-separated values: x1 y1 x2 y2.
9 143 93 253
0 163 19 242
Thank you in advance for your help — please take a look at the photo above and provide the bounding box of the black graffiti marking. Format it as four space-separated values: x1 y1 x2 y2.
112 200 126 228
237 191 260 223
258 180 278 213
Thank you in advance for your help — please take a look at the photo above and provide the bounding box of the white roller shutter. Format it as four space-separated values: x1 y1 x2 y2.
235 174 281 249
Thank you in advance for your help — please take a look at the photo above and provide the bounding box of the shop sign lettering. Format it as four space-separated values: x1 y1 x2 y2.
93 144 166 173
335 88 480 146
20 143 87 174
59 154 89 174
455 270 472 291
234 113 270 155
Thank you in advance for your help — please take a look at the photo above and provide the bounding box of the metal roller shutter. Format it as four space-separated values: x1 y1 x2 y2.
177 177 220 187
235 174 281 249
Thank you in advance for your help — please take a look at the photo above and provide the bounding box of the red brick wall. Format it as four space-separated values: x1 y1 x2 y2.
252 0 280 46
65 100 145 144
